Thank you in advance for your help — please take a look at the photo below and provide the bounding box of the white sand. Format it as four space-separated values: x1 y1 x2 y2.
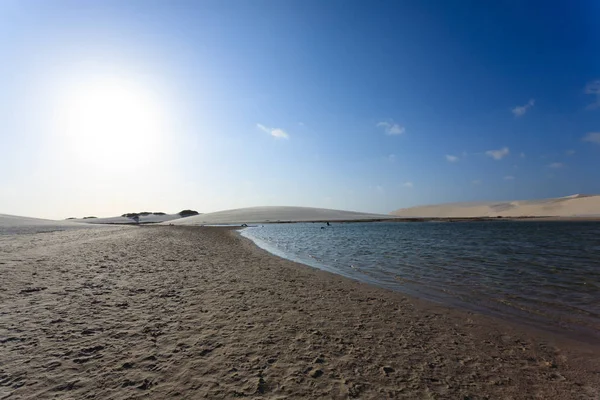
391 194 600 218
169 206 392 225
0 213 98 235
72 214 182 225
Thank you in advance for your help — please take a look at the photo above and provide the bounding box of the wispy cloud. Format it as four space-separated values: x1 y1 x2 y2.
445 154 459 163
548 162 564 169
566 149 576 156
376 185 385 194
257 123 290 139
511 99 535 117
388 154 396 162
485 147 510 160
377 121 405 135
520 152 526 158
402 181 413 188
583 132 600 144
504 175 515 180
584 80 600 109
471 179 482 185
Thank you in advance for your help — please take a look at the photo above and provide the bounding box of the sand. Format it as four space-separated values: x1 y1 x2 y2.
1 226 599 399
169 206 392 225
0 213 100 235
71 214 183 225
391 194 600 218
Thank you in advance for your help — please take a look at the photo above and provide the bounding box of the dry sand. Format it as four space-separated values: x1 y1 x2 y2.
169 206 392 225
0 213 99 235
392 194 600 218
1 226 599 399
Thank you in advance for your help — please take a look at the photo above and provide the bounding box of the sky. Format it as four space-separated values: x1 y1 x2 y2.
1 0 599 219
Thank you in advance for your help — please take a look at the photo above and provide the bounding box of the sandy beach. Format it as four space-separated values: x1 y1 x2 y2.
1 226 599 399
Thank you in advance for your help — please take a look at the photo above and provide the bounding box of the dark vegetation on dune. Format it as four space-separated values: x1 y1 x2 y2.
178 210 200 217
121 211 168 218
68 211 196 222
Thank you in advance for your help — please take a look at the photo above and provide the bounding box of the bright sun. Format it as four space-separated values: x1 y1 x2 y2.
55 78 166 169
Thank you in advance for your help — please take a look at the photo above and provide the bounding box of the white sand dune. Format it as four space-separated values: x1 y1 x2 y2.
169 206 391 225
72 213 182 225
0 213 96 235
391 194 600 218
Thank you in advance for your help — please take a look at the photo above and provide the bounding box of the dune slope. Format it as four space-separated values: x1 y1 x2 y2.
391 194 600 218
0 213 97 235
170 206 391 225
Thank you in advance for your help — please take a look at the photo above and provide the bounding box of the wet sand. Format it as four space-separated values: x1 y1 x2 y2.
1 226 599 399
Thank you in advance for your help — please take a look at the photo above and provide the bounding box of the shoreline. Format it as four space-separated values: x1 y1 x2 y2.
235 227 600 348
1 225 599 398
59 216 600 229
171 216 600 226
238 225 600 345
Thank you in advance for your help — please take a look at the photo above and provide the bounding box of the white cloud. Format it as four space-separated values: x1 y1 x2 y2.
445 154 459 163
548 162 564 169
583 132 600 144
271 129 289 139
388 154 396 162
504 175 515 180
402 181 413 188
584 80 600 109
471 179 481 185
511 99 535 117
485 147 510 160
566 149 575 156
376 185 385 194
257 123 290 139
520 152 526 158
377 121 405 135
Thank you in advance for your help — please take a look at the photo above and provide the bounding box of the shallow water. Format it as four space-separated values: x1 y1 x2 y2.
241 221 600 339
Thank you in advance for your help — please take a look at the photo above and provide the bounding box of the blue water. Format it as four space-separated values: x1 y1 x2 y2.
241 221 600 340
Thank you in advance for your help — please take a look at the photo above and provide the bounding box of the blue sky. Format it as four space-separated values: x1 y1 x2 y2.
1 0 599 218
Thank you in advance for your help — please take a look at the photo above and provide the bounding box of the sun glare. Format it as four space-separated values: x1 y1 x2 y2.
55 78 166 170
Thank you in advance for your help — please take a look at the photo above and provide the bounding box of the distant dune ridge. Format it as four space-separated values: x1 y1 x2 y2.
0 213 77 227
70 210 200 225
0 213 97 235
3 194 599 230
71 213 182 225
391 194 600 218
168 206 392 225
